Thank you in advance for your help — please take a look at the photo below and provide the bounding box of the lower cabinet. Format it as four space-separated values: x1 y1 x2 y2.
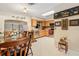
39 30 49 37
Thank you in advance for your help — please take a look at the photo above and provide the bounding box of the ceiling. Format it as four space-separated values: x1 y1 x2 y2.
0 3 60 19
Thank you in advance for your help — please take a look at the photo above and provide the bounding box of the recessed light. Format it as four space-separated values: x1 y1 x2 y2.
42 10 55 16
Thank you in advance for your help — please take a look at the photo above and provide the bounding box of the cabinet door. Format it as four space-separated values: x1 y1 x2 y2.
46 21 49 26
31 19 37 26
44 30 49 36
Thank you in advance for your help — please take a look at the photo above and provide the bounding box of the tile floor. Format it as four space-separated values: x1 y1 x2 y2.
31 37 79 56
32 37 65 56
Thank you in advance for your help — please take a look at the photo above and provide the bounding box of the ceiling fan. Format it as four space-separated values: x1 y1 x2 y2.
28 3 36 5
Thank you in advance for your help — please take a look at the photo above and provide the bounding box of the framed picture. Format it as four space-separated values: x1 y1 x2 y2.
55 21 61 26
54 6 79 19
61 19 68 30
69 19 79 26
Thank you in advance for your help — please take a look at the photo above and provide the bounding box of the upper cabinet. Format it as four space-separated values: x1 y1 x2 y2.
40 20 51 27
41 21 46 26
31 18 54 30
31 19 37 27
45 20 54 26
45 21 50 26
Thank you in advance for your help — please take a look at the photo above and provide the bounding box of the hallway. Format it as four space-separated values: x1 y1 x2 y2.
32 37 65 56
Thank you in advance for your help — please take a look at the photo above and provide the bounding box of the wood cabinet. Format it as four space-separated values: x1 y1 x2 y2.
32 19 54 38
45 20 54 26
42 21 46 26
41 21 49 26
39 30 45 37
44 29 49 36
39 29 49 37
45 21 49 26
31 19 37 27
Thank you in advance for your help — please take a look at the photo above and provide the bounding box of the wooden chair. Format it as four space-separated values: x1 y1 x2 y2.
58 38 68 53
0 39 26 56
26 31 33 56
0 31 33 56
0 39 33 56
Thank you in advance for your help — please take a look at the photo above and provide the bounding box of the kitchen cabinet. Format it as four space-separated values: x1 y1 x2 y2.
31 19 37 27
39 29 49 37
39 30 45 37
44 29 49 36
32 19 54 38
45 21 49 26
42 21 46 26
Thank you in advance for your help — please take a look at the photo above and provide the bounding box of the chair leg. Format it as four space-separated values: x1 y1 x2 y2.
30 47 33 56
24 48 27 56
14 50 17 56
20 48 23 56
6 50 10 56
0 50 2 56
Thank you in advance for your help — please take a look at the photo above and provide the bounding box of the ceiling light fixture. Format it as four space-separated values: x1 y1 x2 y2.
42 10 55 16
24 9 27 13
28 3 35 5
23 7 26 12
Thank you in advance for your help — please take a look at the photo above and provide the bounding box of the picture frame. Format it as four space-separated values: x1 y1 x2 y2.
61 19 68 30
54 6 79 19
55 21 61 26
69 19 79 26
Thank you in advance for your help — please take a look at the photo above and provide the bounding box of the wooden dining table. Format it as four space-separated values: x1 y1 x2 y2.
0 37 33 56
0 37 28 48
0 31 35 56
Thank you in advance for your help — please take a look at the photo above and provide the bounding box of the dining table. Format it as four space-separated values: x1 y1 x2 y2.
0 36 33 56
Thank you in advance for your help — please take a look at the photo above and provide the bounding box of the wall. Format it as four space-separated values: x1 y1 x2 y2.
0 12 32 32
0 12 32 42
54 5 79 52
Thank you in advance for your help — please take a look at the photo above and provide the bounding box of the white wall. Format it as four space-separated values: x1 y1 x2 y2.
0 12 32 32
54 4 79 52
0 11 32 42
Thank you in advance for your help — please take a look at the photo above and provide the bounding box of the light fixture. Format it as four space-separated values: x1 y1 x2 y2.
28 3 35 5
24 9 27 13
42 10 55 16
23 7 27 13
